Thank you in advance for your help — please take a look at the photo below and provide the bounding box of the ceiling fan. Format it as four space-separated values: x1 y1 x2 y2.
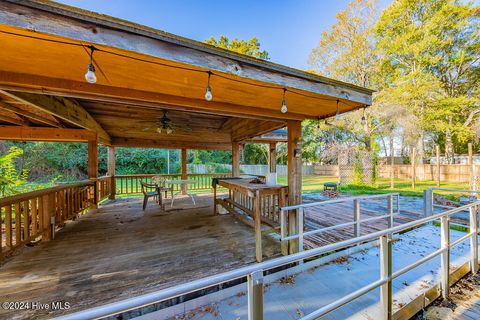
142 110 191 134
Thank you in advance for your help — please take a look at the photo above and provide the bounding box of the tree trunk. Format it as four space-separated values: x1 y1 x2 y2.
445 117 454 164
416 131 425 164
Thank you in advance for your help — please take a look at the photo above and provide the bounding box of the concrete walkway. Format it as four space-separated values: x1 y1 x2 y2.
156 225 473 320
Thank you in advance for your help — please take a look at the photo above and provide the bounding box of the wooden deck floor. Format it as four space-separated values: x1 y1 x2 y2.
0 194 280 319
303 200 422 248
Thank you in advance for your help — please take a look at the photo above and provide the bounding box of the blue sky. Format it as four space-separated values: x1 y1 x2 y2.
56 0 391 70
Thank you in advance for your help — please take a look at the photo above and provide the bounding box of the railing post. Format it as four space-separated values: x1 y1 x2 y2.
440 215 450 299
248 270 264 320
424 188 433 217
280 209 288 256
298 207 304 253
469 205 478 274
387 195 394 233
380 235 392 320
354 199 361 238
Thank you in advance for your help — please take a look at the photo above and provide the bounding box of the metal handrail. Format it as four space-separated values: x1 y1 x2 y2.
55 199 480 320
280 193 400 249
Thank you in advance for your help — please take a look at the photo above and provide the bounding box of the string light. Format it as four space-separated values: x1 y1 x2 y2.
281 88 287 113
84 46 97 84
205 71 213 101
0 30 366 111
335 99 340 120
361 107 367 125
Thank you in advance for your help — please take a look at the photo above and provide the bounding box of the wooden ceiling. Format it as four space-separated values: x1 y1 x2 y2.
0 0 374 150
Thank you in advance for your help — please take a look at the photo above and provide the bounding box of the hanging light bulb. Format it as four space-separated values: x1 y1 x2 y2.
156 127 162 134
84 46 97 84
281 88 287 113
166 127 173 134
205 71 213 101
361 107 367 125
335 99 340 120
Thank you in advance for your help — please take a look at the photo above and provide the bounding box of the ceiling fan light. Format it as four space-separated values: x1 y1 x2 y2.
166 127 173 134
156 127 162 134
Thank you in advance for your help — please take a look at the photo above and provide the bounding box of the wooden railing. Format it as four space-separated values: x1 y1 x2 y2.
97 176 113 201
0 179 99 260
115 173 232 194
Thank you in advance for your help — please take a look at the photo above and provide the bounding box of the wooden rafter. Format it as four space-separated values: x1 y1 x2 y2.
0 114 28 126
231 120 285 142
1 91 111 144
0 100 61 127
111 137 231 150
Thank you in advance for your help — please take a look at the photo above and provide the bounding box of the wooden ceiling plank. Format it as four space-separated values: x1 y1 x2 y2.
0 100 61 127
0 90 111 144
0 126 97 142
232 121 286 142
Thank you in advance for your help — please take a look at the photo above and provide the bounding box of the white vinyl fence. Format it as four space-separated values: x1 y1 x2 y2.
187 164 315 176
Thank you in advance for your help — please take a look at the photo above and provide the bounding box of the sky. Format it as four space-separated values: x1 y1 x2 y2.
56 0 392 70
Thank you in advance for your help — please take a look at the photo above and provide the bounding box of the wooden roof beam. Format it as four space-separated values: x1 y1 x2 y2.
231 121 286 142
0 126 97 142
0 114 28 126
1 91 111 144
0 100 62 127
111 137 231 150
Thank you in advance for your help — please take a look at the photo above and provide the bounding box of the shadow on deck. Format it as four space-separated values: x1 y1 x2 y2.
0 194 280 319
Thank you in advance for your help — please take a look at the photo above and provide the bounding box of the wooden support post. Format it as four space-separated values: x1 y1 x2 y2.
268 142 277 174
411 147 416 190
247 270 264 320
232 142 240 177
88 138 99 208
380 236 393 320
469 206 478 274
287 120 302 254
181 148 187 195
107 146 116 200
436 145 441 187
440 215 450 299
254 190 262 262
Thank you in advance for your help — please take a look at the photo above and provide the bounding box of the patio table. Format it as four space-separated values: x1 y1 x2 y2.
166 179 197 207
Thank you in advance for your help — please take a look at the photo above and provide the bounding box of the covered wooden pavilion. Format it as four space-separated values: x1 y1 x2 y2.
0 0 373 317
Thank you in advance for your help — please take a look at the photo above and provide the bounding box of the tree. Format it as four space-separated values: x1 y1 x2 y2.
0 146 28 197
376 0 479 162
205 36 269 60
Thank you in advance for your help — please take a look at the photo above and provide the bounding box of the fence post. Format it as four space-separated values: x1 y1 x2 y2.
354 199 361 238
423 188 433 217
380 236 393 320
469 206 478 274
440 215 450 299
436 145 441 187
248 270 264 320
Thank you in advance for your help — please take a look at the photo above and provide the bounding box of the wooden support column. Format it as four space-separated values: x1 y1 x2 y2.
181 148 187 195
268 142 277 174
232 142 240 177
287 120 302 254
107 146 116 200
88 138 99 208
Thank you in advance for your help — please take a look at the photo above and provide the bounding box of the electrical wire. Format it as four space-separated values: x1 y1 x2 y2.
0 29 364 110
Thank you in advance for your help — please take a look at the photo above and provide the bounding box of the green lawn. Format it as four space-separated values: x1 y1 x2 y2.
278 175 470 198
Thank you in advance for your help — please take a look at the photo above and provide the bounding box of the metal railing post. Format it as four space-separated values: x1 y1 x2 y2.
440 215 450 299
387 195 394 238
298 207 304 253
424 188 433 217
380 236 392 320
248 270 264 320
354 199 361 238
469 205 478 274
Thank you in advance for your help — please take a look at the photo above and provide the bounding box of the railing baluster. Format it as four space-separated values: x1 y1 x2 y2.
380 235 392 320
440 215 450 299
247 270 264 320
387 195 394 238
5 205 12 248
469 205 478 273
298 207 304 253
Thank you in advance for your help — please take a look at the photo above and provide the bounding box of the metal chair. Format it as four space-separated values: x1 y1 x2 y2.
152 175 173 200
141 181 160 211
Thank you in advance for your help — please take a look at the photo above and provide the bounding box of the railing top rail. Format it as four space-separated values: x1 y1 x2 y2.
55 197 479 320
429 187 480 193
0 179 95 206
281 193 400 211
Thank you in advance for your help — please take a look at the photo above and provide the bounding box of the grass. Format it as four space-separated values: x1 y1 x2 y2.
278 175 470 198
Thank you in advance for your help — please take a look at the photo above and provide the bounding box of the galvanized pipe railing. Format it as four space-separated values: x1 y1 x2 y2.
280 193 400 251
55 198 480 320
